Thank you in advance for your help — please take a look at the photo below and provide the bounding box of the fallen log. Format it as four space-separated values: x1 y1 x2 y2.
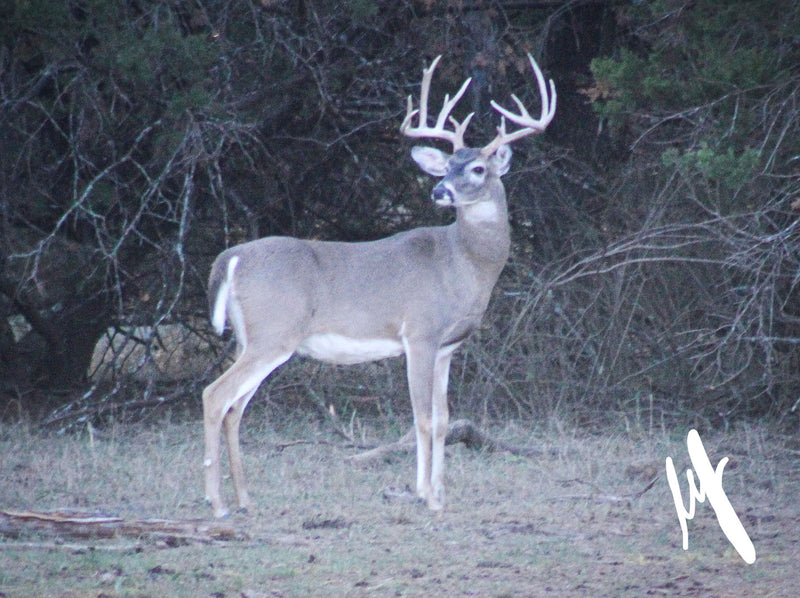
0 509 246 546
348 418 541 464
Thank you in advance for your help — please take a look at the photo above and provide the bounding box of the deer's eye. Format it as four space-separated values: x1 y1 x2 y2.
471 165 486 176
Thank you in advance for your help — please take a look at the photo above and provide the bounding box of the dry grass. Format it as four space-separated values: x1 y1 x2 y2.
1 415 798 597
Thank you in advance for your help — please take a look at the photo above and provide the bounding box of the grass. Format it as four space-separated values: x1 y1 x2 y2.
1 413 798 597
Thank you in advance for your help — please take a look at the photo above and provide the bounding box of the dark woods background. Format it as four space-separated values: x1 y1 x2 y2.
2 0 799 431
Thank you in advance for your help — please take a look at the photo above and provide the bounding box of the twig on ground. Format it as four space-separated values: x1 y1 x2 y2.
547 476 659 503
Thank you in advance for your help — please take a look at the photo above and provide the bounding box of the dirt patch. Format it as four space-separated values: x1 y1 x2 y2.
0 419 797 596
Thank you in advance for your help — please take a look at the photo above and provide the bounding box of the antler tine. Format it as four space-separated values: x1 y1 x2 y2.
400 55 474 152
481 54 557 156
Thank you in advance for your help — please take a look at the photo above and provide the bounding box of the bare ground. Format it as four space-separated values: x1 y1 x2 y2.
0 416 797 597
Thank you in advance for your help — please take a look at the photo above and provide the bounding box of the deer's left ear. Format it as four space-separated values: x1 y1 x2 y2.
489 145 512 176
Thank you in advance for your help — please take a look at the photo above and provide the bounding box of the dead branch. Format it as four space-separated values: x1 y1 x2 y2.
347 427 416 463
347 419 541 464
304 387 355 443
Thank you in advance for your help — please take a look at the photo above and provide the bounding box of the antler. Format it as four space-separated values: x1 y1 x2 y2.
481 54 557 156
401 54 557 155
400 55 474 152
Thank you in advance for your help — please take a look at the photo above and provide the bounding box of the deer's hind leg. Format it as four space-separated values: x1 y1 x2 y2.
223 387 258 513
203 350 292 518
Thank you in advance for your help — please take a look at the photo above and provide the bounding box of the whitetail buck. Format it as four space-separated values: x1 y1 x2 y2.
202 54 556 517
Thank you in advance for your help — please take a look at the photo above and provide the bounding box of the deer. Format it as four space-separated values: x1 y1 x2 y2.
202 54 556 518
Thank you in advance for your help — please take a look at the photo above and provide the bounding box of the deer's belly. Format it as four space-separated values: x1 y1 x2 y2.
297 333 404 365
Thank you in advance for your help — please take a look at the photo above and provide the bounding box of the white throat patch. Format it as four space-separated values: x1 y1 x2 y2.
462 202 500 223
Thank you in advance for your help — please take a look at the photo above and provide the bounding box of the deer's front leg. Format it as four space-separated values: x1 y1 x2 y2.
430 346 456 508
404 340 440 509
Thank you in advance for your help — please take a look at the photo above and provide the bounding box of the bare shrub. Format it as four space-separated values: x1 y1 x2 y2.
88 322 217 384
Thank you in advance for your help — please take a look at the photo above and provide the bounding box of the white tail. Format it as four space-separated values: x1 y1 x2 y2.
202 54 556 517
211 256 238 335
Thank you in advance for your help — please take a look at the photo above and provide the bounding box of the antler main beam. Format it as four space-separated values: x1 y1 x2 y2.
481 54 557 156
400 55 474 152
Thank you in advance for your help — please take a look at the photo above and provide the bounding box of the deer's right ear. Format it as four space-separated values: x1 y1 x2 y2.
411 146 450 177
489 144 513 176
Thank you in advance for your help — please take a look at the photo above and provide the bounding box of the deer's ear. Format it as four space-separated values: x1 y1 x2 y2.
489 144 512 176
411 146 450 177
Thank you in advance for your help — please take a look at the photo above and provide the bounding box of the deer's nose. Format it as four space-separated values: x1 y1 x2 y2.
432 183 454 206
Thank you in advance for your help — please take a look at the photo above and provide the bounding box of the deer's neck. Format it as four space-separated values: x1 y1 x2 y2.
453 187 511 269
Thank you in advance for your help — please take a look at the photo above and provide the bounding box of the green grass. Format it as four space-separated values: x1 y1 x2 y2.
1 416 798 596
